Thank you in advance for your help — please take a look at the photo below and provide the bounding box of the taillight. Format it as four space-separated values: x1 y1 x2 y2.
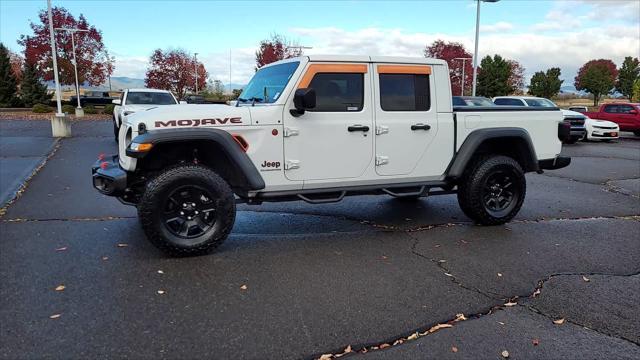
232 134 249 152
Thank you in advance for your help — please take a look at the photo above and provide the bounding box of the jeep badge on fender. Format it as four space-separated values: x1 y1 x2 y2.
93 55 570 257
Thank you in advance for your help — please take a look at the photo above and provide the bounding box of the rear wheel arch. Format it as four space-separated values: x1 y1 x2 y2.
447 128 538 180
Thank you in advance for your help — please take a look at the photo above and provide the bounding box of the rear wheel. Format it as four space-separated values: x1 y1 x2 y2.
138 165 236 256
457 155 526 225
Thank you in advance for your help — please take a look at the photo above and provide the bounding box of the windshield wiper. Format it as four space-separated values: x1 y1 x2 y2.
236 97 263 106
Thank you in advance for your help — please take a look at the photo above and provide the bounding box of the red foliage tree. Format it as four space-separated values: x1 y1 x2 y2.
574 59 618 105
507 60 526 94
424 40 473 96
255 34 302 69
145 49 208 100
18 6 114 87
9 49 23 83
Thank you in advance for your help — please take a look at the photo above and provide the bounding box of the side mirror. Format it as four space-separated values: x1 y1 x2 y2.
291 88 316 117
112 99 121 105
629 109 638 115
179 100 187 104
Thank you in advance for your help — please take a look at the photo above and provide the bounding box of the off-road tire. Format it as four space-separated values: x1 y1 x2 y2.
457 155 526 225
138 165 236 257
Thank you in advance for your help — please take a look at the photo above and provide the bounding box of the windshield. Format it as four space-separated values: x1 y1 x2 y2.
126 92 176 105
239 61 299 104
524 98 557 107
464 97 494 106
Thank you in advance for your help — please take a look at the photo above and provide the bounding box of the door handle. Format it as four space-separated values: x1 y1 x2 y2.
348 125 370 132
411 123 431 131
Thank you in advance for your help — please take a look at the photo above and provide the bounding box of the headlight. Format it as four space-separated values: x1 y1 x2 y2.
129 142 153 152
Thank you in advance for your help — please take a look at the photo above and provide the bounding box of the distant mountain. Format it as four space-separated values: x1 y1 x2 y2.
47 77 245 93
559 85 586 95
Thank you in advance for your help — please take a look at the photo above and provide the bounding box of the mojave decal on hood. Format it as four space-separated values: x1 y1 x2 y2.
126 104 252 128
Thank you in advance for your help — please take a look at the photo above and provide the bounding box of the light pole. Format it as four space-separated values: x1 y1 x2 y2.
454 57 472 96
47 0 63 117
194 52 199 95
471 0 500 96
55 27 88 117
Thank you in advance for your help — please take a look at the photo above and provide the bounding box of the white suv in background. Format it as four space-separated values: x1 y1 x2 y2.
493 96 587 144
112 89 181 142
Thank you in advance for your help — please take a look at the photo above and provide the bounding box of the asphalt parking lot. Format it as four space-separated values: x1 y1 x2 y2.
1 119 639 359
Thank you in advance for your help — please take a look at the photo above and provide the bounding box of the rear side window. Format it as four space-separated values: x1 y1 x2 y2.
604 105 618 113
379 74 430 111
618 105 635 114
308 73 364 112
494 98 525 106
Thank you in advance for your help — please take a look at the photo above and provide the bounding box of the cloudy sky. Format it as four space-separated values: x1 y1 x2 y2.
1 0 639 87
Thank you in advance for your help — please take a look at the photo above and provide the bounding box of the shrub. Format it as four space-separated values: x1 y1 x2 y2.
62 104 75 114
32 103 53 113
103 104 115 114
83 105 97 114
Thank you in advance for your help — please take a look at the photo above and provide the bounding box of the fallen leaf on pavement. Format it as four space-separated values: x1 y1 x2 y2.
455 313 467 321
158 270 164 274
504 301 518 307
532 288 541 297
379 343 390 349
55 247 67 252
240 284 247 290
49 314 61 319
582 276 590 282
501 350 510 358
438 259 447 263
497 273 503 277
55 285 65 291
318 354 332 360
498 321 505 325
532 339 540 346
407 332 419 341
117 243 128 248
425 323 453 334
157 290 165 295
444 273 453 277
101 256 109 261
451 346 458 353
553 318 565 325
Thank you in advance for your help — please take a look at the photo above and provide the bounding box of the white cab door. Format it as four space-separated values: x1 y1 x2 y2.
373 64 438 176
282 63 373 181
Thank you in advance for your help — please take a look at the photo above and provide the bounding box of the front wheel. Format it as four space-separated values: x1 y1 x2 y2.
137 165 236 257
457 155 526 225
113 117 119 143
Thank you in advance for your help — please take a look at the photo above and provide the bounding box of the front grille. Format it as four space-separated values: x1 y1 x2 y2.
564 116 585 126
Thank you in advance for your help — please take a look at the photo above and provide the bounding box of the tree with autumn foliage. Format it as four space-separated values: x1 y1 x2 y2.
507 60 525 95
424 40 473 96
8 49 23 83
145 49 208 100
574 59 618 106
0 43 21 107
19 6 114 87
255 34 303 69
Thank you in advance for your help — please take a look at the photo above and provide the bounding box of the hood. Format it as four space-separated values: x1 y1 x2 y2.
585 118 617 127
125 104 252 129
122 104 170 113
561 109 585 117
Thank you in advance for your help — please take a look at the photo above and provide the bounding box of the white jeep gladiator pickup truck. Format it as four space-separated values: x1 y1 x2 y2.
93 55 571 256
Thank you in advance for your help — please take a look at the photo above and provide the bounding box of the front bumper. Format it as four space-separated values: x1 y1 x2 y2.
570 126 586 139
92 155 127 196
539 156 571 170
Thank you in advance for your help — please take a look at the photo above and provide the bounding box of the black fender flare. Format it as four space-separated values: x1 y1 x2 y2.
128 128 265 191
446 127 538 179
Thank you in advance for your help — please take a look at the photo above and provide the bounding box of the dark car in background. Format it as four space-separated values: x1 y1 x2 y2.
70 91 118 106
